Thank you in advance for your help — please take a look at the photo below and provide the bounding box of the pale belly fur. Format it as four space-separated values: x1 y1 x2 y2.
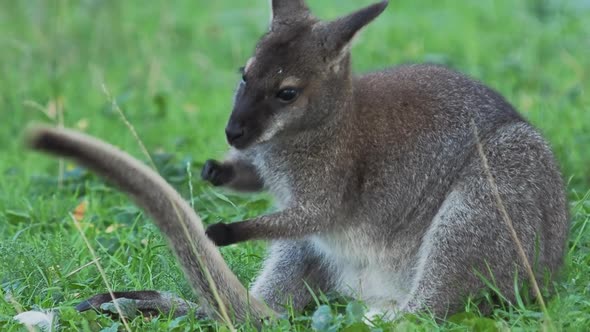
310 230 414 317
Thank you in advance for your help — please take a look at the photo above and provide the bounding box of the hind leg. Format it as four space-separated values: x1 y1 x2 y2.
402 187 555 316
401 127 567 317
250 239 335 312
399 198 515 317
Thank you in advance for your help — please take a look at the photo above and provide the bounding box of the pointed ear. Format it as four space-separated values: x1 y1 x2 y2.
270 0 311 27
323 1 388 53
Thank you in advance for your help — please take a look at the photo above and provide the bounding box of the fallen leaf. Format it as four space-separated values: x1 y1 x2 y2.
72 201 87 221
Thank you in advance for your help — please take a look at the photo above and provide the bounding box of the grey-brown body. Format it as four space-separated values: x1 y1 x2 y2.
208 64 568 317
26 0 568 324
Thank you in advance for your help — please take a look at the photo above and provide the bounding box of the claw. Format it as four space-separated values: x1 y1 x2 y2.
206 222 237 246
201 160 234 186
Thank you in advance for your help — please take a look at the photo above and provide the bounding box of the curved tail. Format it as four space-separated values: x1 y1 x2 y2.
25 125 276 324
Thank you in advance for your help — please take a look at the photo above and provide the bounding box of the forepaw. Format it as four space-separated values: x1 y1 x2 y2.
206 222 237 246
201 159 234 186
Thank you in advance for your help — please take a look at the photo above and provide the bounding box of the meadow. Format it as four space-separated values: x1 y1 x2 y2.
0 0 589 330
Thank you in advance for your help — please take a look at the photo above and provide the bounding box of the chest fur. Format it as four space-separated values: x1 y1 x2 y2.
249 148 294 208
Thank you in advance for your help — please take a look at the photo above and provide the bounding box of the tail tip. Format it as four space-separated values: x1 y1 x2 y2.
23 124 55 151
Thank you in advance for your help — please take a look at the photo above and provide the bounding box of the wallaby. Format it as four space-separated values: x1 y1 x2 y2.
27 0 568 325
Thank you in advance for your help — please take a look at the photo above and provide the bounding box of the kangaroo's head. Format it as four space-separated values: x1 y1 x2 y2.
224 0 388 149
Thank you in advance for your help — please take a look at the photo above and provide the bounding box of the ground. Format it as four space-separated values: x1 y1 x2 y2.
0 0 589 331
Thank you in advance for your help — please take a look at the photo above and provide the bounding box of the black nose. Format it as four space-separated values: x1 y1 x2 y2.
225 123 245 145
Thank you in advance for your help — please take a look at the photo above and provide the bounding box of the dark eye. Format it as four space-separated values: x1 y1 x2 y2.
276 88 299 103
238 66 247 83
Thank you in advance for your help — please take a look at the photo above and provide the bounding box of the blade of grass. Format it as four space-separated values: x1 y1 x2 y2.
101 83 156 170
68 213 132 332
64 258 101 278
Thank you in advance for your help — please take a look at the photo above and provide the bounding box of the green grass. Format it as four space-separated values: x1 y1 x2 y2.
1 0 589 330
